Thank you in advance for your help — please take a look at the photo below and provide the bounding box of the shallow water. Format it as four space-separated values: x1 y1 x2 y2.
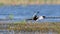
0 5 60 22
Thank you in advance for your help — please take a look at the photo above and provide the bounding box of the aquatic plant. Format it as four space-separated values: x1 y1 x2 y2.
8 14 14 20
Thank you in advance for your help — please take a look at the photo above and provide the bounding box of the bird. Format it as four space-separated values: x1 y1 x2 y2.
26 11 60 21
26 11 45 21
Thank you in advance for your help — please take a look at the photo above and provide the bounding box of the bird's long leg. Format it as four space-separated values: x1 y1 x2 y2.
25 19 33 23
25 19 33 21
26 19 32 20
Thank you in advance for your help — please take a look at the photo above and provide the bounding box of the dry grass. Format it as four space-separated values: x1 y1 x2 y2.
0 0 60 5
0 21 60 34
2 22 59 34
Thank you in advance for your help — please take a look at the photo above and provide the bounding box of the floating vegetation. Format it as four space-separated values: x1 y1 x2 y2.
8 14 14 20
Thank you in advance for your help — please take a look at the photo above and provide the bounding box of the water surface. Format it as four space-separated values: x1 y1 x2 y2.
0 5 60 22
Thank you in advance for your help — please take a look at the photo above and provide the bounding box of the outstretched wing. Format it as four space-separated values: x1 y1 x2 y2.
33 12 39 18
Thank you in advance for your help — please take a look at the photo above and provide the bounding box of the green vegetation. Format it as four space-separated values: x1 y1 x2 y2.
9 14 14 20
29 0 37 2
0 3 4 6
